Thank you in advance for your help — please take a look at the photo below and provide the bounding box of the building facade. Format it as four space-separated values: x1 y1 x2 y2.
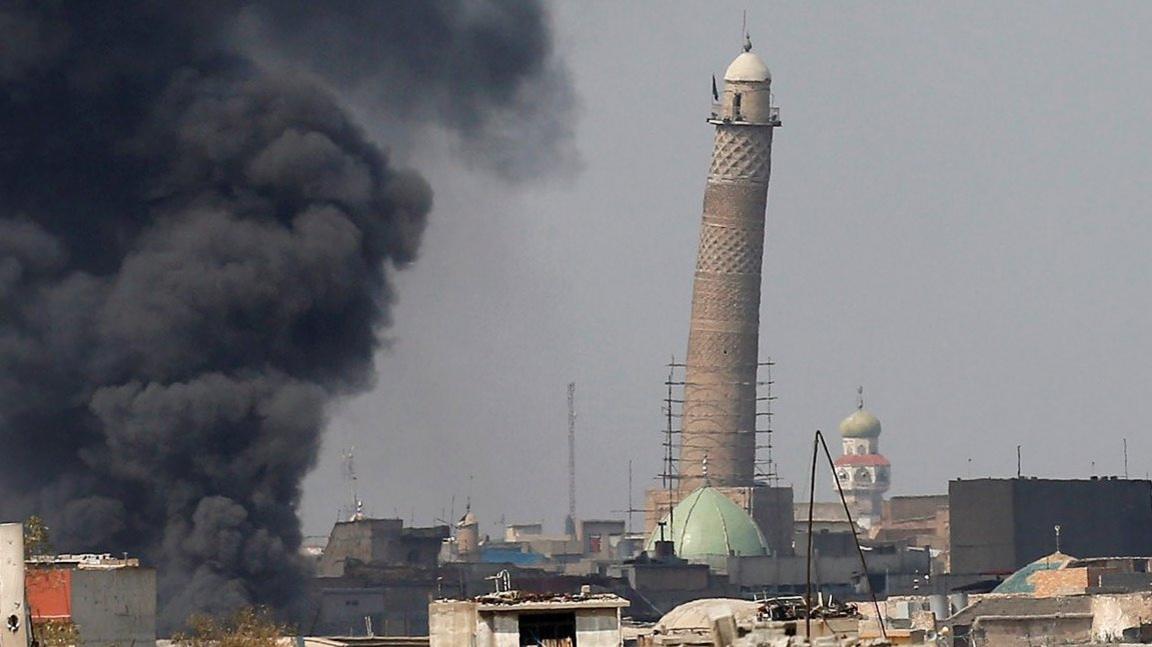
24 554 156 647
950 477 1152 574
429 593 628 647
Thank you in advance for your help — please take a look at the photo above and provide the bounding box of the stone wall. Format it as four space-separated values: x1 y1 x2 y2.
1091 592 1152 643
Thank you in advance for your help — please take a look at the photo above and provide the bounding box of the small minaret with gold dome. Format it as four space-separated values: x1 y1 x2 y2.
833 387 890 528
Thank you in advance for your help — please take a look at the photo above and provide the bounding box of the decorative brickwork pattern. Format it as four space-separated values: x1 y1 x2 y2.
680 70 777 491
691 283 758 324
708 127 773 184
685 330 757 367
695 223 763 275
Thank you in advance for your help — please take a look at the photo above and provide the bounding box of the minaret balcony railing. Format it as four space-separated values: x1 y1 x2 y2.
708 104 781 127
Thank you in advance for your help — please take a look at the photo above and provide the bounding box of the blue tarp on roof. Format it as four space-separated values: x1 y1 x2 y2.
479 547 545 566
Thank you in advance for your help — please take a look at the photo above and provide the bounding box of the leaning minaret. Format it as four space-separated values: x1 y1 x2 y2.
679 39 780 491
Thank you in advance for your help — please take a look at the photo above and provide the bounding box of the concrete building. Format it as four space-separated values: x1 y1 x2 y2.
832 395 890 528
318 518 448 578
0 524 30 647
505 524 544 544
949 477 1152 574
24 553 156 647
726 545 931 599
576 520 626 561
314 518 450 636
429 590 629 647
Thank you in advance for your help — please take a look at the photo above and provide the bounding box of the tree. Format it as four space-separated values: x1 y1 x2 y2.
173 608 289 647
32 620 80 647
24 516 52 557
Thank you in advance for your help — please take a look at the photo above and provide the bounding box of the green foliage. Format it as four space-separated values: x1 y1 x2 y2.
24 516 53 557
34 620 79 647
173 607 289 647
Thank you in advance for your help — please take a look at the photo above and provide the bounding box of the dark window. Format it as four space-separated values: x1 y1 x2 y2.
519 612 577 647
733 93 742 119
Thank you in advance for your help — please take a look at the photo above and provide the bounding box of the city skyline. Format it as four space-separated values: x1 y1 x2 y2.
300 2 1152 537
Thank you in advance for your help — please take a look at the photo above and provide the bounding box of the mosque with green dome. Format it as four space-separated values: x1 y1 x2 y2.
832 388 891 528
644 486 770 569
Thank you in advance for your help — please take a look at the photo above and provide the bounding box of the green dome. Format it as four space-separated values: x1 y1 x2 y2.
645 487 769 558
840 408 881 438
992 551 1076 594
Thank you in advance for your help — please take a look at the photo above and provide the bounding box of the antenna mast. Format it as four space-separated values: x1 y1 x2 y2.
342 447 364 522
566 382 577 537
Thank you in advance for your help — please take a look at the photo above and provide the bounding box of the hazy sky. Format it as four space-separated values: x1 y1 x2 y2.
300 2 1152 539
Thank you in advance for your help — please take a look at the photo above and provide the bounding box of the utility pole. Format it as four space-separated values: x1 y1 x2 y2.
627 460 634 534
1124 438 1129 479
565 382 577 538
610 460 646 534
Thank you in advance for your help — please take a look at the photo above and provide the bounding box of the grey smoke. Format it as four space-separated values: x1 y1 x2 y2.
0 0 572 630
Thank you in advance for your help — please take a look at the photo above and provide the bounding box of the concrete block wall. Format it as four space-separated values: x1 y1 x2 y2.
70 568 157 647
428 601 476 647
575 609 622 647
0 524 28 647
1091 592 1152 643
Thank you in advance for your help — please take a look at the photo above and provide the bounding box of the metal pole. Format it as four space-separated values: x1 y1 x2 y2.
1124 438 1129 479
817 430 887 641
805 429 887 641
567 382 577 534
805 431 819 639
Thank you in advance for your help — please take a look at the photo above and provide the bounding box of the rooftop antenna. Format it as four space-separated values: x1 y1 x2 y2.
626 460 635 531
610 460 645 532
1017 444 1022 478
342 447 364 521
1054 524 1062 553
565 382 577 538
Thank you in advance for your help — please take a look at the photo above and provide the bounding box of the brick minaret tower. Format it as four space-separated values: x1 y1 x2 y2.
679 38 780 490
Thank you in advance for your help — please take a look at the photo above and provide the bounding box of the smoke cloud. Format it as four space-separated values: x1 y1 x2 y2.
0 0 572 630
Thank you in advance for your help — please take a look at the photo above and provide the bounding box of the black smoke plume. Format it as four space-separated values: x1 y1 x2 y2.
0 0 572 630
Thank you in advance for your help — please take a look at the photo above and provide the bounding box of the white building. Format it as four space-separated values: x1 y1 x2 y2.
833 391 891 528
429 590 628 647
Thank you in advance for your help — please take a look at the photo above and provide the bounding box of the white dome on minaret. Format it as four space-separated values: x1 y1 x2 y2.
724 35 771 82
725 52 771 82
